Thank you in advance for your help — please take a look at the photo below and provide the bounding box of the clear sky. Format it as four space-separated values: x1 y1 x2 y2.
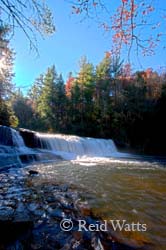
11 0 166 92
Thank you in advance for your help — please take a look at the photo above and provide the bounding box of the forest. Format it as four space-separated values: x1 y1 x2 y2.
0 23 166 156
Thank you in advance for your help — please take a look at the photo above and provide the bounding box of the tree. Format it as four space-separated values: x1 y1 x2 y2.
11 90 35 129
0 1 165 58
95 53 112 134
0 0 55 51
150 83 166 155
65 72 75 99
53 73 67 132
0 99 11 126
28 74 44 109
36 66 67 132
0 24 17 126
0 25 14 99
95 54 122 137
69 0 165 59
37 66 58 131
73 57 95 134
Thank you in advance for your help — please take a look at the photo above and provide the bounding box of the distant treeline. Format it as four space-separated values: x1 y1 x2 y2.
1 54 166 155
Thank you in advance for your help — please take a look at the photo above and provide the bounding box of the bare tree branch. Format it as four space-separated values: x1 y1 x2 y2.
0 0 55 52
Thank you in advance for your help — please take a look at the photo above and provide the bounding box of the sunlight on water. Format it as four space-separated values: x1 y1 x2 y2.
31 160 166 250
36 133 118 157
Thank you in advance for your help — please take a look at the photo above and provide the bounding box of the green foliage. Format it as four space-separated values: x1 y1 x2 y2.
30 66 67 132
0 25 15 100
0 99 10 126
0 24 17 127
37 66 57 131
28 74 44 102
7 53 166 155
72 57 95 134
11 91 35 129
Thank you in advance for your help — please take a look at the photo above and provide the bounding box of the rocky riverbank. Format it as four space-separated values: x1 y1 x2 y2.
0 165 153 250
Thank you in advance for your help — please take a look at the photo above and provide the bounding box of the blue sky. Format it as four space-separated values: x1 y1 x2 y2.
11 0 166 92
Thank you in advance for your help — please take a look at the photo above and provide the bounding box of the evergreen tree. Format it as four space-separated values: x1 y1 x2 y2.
11 90 35 129
94 54 113 136
70 82 83 133
0 99 11 126
73 57 95 135
0 25 15 99
53 73 67 132
0 24 16 126
37 66 58 131
28 74 44 104
36 66 67 132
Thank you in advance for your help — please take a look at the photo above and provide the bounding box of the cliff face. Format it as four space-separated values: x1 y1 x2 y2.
0 126 41 148
19 128 40 148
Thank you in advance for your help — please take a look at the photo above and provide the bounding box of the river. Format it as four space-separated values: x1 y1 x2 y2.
31 159 166 250
0 127 166 249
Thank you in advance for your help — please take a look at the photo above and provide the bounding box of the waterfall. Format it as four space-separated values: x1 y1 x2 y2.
36 133 118 157
0 126 25 147
10 128 26 147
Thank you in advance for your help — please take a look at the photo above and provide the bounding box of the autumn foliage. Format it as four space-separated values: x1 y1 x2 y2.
70 0 165 58
9 54 166 155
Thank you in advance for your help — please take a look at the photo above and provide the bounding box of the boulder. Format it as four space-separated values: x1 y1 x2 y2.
19 128 40 148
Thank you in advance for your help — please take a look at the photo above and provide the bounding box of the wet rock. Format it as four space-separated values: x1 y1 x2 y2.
14 202 31 222
28 202 39 212
29 170 39 176
32 209 45 217
46 195 58 203
3 199 16 208
19 128 39 148
0 166 153 250
60 184 68 192
0 220 33 244
49 208 65 219
0 206 14 220
45 234 61 249
73 231 83 241
91 236 104 250
79 207 92 217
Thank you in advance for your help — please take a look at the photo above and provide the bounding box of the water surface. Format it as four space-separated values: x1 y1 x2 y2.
32 159 166 249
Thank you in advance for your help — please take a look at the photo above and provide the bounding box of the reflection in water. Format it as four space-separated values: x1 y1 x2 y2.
32 160 166 250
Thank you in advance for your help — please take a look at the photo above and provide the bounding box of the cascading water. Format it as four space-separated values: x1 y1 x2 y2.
0 126 38 168
0 126 25 148
0 126 26 168
36 133 118 159
10 128 26 148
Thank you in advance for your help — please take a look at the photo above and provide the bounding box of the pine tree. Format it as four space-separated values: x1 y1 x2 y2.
28 74 44 102
53 73 67 132
37 66 57 131
94 54 113 136
11 90 34 129
73 57 95 135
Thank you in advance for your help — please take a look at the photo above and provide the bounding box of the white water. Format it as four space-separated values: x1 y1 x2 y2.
36 133 119 160
10 128 36 155
10 128 26 147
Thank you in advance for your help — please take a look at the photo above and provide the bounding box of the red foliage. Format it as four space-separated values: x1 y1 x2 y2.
105 51 111 58
70 0 165 58
65 76 75 98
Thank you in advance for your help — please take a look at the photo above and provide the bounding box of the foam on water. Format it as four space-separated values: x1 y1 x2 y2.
36 133 118 159
35 132 165 166
10 128 25 147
